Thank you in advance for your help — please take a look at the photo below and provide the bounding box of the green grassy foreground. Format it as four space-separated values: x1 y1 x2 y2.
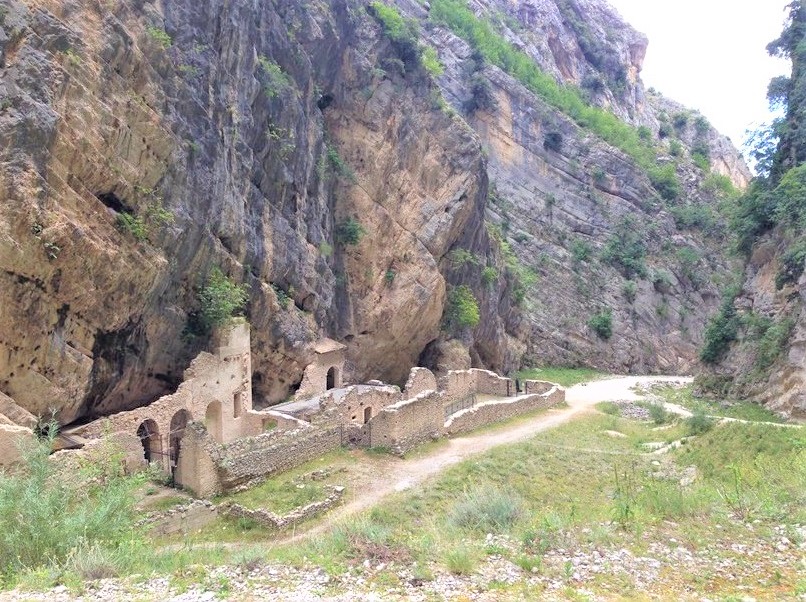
3 386 804 599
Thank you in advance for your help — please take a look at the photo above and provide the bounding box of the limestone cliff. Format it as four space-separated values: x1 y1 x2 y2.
0 0 749 426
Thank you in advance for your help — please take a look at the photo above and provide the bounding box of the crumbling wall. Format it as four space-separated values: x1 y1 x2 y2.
216 422 342 490
523 380 555 395
444 387 565 435
474 369 514 397
175 424 223 498
294 347 345 400
369 390 444 454
402 367 438 398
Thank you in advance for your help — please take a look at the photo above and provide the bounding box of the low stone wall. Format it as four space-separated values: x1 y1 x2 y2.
369 390 443 454
444 387 565 436
474 369 514 397
220 486 345 530
140 500 218 537
216 423 343 490
523 380 555 395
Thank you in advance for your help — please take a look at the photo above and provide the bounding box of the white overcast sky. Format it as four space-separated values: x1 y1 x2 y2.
606 0 791 148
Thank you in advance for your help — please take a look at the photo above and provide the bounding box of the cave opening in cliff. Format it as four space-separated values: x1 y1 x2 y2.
95 191 133 214
136 419 160 463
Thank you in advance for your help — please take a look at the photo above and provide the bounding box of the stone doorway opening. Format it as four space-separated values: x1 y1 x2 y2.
326 366 339 390
136 419 160 464
168 410 191 474
363 406 372 424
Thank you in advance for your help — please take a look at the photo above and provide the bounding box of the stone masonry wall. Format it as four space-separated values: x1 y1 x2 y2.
523 380 555 395
220 485 344 530
216 423 343 490
175 424 223 498
368 390 444 454
294 349 345 401
402 367 438 399
444 387 565 436
74 321 252 472
474 369 515 396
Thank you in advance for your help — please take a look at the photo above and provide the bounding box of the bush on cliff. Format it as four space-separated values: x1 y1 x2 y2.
200 268 250 328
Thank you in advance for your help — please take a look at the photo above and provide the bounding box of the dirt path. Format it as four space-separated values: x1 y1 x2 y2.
276 375 690 543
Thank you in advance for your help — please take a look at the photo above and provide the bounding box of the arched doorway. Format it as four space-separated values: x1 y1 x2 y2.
205 400 223 443
168 410 191 473
136 419 160 464
326 366 339 390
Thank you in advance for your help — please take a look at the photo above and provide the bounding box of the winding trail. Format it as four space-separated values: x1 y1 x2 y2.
274 375 691 544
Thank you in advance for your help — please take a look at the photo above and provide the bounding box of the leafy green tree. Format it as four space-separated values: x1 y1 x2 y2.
200 268 249 328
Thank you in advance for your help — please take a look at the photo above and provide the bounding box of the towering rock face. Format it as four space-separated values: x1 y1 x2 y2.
0 0 749 425
696 2 806 419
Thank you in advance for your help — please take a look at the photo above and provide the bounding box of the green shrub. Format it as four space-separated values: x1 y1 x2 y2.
692 151 710 171
0 432 143 577
271 284 291 309
686 409 715 435
421 46 444 76
658 123 673 139
669 139 683 157
319 241 333 258
369 2 421 70
773 163 806 228
648 163 680 201
670 204 718 234
199 268 249 328
637 125 652 141
448 248 481 267
701 173 739 199
450 486 524 532
775 241 806 289
672 112 688 131
384 269 396 285
335 217 366 245
481 266 498 286
694 115 710 134
326 146 356 182
442 545 479 575
622 280 637 303
146 26 172 49
647 402 670 425
465 73 496 113
756 317 795 370
602 216 646 279
257 56 292 98
570 238 592 264
117 213 148 241
700 288 740 364
588 308 613 339
728 180 776 255
445 285 480 329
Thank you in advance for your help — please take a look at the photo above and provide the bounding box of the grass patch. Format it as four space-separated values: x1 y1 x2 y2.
517 366 605 387
653 384 785 423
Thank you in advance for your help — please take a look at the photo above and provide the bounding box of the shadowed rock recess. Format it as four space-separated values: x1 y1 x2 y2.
0 0 749 424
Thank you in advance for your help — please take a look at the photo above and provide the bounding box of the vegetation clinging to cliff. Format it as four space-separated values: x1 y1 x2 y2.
199 268 250 328
428 0 659 171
